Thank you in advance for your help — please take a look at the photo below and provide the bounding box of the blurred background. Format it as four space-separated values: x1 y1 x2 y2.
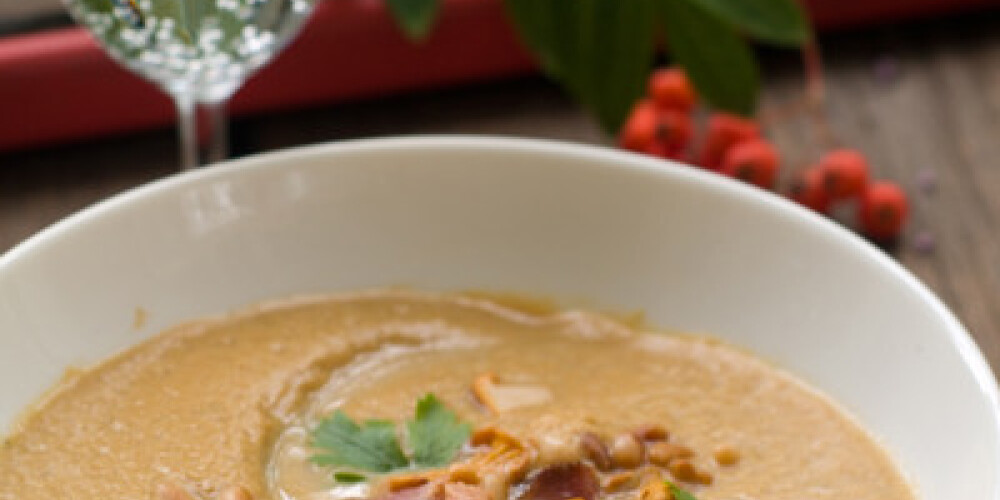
1 0 998 367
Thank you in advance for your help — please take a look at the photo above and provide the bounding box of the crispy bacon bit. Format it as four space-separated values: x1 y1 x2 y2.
472 373 552 413
519 463 600 500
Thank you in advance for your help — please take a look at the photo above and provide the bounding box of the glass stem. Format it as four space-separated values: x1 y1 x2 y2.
173 93 198 170
204 99 229 164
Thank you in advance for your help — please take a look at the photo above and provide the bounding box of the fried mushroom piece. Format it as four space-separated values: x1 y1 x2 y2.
472 374 552 413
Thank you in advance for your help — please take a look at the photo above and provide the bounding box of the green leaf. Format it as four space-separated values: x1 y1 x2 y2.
386 0 441 40
311 411 409 473
504 0 657 133
310 395 471 476
407 394 472 468
684 0 810 46
658 0 760 116
667 482 699 500
334 472 368 484
503 0 560 75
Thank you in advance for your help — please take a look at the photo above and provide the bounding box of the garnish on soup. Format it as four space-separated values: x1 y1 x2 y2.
0 291 917 500
308 383 716 500
311 394 471 479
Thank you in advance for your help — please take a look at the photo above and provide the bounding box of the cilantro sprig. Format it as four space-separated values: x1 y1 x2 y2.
310 394 472 480
407 394 473 467
667 481 700 500
311 413 409 472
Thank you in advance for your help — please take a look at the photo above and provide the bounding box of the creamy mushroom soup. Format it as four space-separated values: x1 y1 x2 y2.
0 291 915 500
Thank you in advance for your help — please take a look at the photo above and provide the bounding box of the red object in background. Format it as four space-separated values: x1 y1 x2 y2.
698 113 761 170
0 0 536 153
859 181 909 240
0 0 996 153
720 139 781 190
789 166 832 214
804 0 997 31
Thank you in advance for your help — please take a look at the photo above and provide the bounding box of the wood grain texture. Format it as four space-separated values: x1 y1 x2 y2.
1 12 997 371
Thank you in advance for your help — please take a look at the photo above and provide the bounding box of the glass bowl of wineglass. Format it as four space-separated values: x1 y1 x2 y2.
63 0 318 169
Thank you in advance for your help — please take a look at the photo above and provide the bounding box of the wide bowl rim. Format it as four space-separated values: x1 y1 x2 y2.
2 135 998 493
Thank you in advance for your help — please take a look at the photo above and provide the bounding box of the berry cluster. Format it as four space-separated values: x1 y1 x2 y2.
620 67 909 242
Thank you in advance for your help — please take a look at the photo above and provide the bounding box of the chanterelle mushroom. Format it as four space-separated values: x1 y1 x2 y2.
472 373 552 413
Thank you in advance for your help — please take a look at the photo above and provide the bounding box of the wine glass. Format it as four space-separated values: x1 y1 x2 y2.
63 0 318 169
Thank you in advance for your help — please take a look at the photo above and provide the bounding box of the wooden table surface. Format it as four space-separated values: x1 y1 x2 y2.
2 11 998 372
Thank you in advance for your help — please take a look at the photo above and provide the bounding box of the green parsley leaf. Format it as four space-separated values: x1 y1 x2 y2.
407 394 473 468
334 472 368 484
310 394 471 477
311 411 409 473
667 481 699 500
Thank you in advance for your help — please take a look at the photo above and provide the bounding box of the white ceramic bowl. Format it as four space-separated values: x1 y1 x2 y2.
1 137 997 498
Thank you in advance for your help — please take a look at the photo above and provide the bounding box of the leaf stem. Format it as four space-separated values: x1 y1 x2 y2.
801 36 824 108
801 35 840 149
758 31 840 153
